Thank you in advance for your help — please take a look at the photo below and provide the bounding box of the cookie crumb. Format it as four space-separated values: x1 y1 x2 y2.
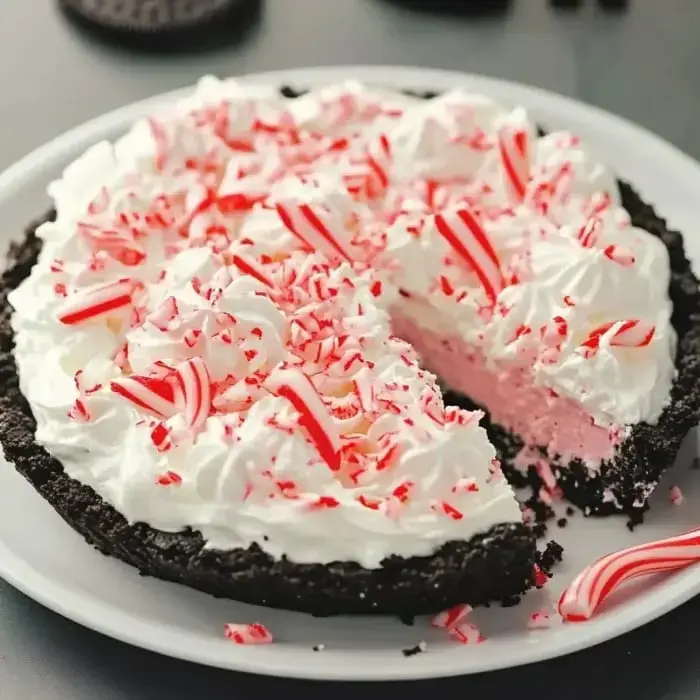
556 517 568 528
312 644 325 652
402 641 427 657
539 540 564 574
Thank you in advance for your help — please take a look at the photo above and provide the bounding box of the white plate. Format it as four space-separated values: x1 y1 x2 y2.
1 65 700 681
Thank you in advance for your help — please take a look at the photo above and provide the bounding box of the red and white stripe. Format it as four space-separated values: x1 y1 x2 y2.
585 191 612 219
174 357 212 430
223 622 273 645
266 367 341 471
110 374 177 418
579 320 655 357
56 278 141 326
577 216 602 249
431 603 472 629
433 207 505 305
342 133 392 201
275 201 353 262
497 120 530 203
146 296 179 332
603 244 636 267
559 526 700 622
150 421 173 453
226 251 276 289
449 622 485 645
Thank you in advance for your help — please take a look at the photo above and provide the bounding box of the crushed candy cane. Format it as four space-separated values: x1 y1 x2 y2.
224 622 273 645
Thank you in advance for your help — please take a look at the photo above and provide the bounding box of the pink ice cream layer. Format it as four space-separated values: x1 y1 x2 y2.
391 310 623 467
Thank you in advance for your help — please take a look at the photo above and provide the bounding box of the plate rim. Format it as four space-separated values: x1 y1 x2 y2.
1 64 700 681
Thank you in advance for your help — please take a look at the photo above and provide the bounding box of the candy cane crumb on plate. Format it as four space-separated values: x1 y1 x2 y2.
224 622 273 645
431 603 486 644
669 485 684 505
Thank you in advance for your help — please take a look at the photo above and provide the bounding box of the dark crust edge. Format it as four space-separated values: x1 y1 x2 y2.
0 211 535 617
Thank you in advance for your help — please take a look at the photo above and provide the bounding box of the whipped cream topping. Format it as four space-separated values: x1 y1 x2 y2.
10 77 676 565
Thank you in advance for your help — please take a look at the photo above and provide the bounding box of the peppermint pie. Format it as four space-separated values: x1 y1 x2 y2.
2 77 698 615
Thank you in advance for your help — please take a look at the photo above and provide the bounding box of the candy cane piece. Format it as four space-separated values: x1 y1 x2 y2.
434 207 504 305
580 320 655 356
449 622 485 644
56 278 141 326
275 202 353 262
174 357 212 430
226 251 276 289
497 117 530 203
541 315 568 347
343 133 392 200
266 367 341 471
578 217 602 249
669 485 684 506
150 421 173 453
110 375 177 418
223 622 273 645
528 611 554 629
432 603 472 629
67 398 91 422
558 527 700 622
604 244 636 267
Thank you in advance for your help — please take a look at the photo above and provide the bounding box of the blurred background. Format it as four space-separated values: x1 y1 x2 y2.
0 0 696 170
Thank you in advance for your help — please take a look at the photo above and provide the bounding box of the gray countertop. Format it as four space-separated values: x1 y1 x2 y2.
1 0 699 698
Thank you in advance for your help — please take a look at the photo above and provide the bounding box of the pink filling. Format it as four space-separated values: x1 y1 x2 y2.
391 310 622 466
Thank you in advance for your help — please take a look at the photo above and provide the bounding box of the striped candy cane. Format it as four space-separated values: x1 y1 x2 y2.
497 113 530 203
275 200 353 262
266 367 341 471
226 250 276 289
579 320 655 357
174 357 212 430
56 278 142 326
559 527 700 622
110 374 177 418
433 207 504 305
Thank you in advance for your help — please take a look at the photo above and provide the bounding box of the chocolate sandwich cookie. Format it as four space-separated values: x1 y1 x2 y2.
58 0 261 52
